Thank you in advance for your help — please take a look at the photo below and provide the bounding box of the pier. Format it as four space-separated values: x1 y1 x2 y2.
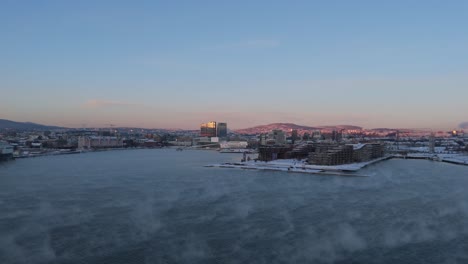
392 153 468 166
205 156 393 177
206 153 468 176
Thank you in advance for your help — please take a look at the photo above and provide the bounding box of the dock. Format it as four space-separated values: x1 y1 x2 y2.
205 153 468 176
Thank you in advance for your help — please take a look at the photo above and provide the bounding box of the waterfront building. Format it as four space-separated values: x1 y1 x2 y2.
200 121 227 137
142 140 160 148
78 136 123 149
192 137 211 144
258 146 292 161
288 142 316 159
307 142 384 165
0 141 14 160
352 143 385 162
308 144 354 165
220 141 248 149
217 123 227 137
167 140 192 147
200 122 217 137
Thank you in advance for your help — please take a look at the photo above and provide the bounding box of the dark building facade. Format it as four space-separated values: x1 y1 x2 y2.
353 143 384 162
258 146 293 161
308 144 354 165
291 129 298 144
217 122 227 137
286 142 316 159
308 143 385 165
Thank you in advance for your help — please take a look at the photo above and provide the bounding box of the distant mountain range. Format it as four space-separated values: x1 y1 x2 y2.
0 119 65 130
234 123 363 135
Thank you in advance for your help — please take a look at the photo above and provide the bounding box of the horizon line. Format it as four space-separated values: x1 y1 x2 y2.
0 118 462 132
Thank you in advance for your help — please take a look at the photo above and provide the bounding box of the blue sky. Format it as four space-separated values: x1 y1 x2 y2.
1 0 467 129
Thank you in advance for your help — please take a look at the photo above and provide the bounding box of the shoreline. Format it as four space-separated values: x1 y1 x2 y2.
205 157 392 177
392 153 468 166
12 146 167 159
206 154 468 176
9 147 468 173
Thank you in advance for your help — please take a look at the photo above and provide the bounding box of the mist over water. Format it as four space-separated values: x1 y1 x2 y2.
1 149 468 264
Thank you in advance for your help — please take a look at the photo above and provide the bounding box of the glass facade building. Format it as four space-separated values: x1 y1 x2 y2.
217 123 227 137
200 121 227 137
200 121 217 137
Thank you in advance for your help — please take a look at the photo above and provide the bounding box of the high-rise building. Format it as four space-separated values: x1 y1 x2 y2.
200 121 217 137
291 129 298 144
429 132 435 153
217 122 227 137
200 121 227 137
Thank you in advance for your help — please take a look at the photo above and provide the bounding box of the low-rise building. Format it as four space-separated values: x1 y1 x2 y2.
352 143 385 162
308 144 354 165
307 142 384 165
258 146 292 161
220 141 249 149
78 136 123 149
0 141 14 160
268 130 286 145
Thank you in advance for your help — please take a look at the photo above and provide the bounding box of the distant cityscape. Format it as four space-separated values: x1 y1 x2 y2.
0 118 467 167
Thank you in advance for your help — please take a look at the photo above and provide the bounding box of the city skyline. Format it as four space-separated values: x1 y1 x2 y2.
1 1 468 130
1 117 466 133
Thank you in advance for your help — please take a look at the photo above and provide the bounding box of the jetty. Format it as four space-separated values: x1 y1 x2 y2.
205 156 392 177
206 153 468 176
393 153 468 166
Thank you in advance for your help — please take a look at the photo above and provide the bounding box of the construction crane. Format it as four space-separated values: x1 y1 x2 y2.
105 124 117 136
396 130 400 150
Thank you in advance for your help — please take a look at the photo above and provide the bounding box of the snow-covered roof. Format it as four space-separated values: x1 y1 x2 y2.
350 143 366 150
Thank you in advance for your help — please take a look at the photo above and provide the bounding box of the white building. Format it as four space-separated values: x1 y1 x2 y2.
220 141 248 149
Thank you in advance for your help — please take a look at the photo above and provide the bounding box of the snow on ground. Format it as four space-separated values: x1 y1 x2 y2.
399 153 468 165
440 154 468 164
207 153 468 175
406 153 433 158
213 157 390 172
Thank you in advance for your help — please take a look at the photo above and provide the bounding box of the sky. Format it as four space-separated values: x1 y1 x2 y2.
1 0 467 130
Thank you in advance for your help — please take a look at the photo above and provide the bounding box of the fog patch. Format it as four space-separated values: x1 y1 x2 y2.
232 202 253 219
283 223 366 263
128 196 163 241
0 202 58 264
0 234 29 264
346 210 362 220
0 193 168 263
383 200 468 248
177 233 213 262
